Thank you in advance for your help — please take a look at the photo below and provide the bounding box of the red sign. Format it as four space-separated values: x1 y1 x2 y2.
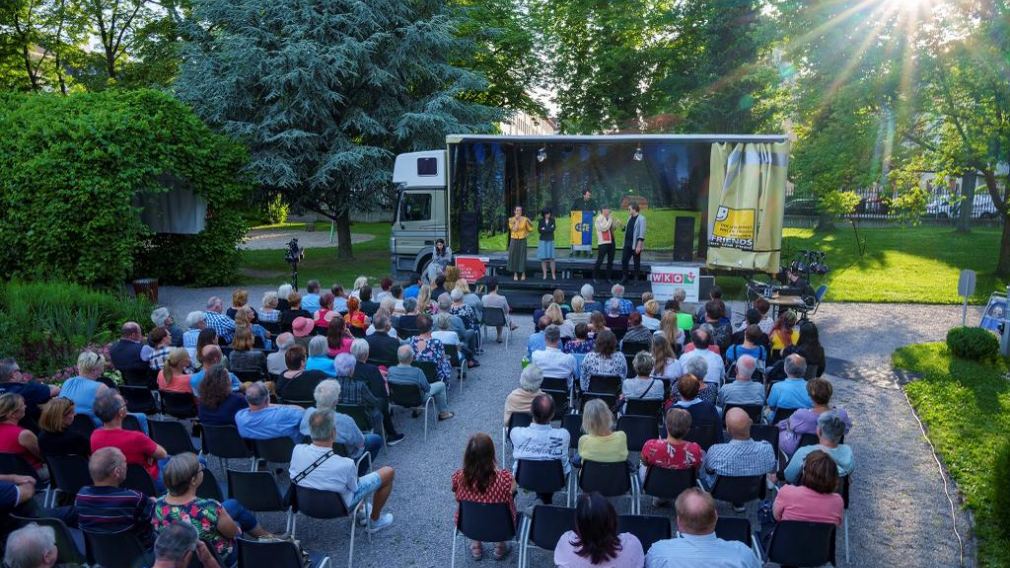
456 256 488 282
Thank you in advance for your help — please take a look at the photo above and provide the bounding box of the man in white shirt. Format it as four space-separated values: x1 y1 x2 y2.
510 394 570 505
531 325 577 389
646 488 760 568
678 331 725 385
289 410 396 533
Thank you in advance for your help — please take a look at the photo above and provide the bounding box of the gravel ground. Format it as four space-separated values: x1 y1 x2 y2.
240 229 374 250
158 287 981 567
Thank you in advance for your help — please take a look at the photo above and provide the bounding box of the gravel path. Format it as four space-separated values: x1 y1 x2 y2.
241 228 375 250
157 287 980 567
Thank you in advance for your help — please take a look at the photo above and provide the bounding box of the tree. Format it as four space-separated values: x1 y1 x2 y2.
81 0 156 81
0 0 88 92
176 0 499 259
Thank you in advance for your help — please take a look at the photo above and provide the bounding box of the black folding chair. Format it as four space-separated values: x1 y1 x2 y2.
159 391 198 420
388 382 436 441
840 475 851 563
83 528 148 568
481 307 511 348
443 344 466 385
617 514 671 555
503 412 533 462
750 423 780 457
234 369 265 383
69 414 96 439
578 460 638 514
197 466 225 502
641 466 696 505
587 374 622 395
237 535 331 568
202 424 256 471
45 454 91 506
121 368 156 389
122 464 157 497
515 459 570 507
723 403 763 426
149 419 197 455
412 360 439 384
122 413 142 432
450 501 516 568
618 414 659 453
766 520 837 567
562 413 582 451
517 505 576 568
254 436 296 473
580 392 618 412
336 404 375 433
770 407 798 424
710 474 766 509
714 517 762 561
120 384 159 415
798 432 820 449
227 469 294 534
11 515 86 565
684 422 721 451
291 485 361 567
624 398 663 418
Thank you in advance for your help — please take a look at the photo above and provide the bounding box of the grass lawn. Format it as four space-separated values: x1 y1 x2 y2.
892 343 1010 567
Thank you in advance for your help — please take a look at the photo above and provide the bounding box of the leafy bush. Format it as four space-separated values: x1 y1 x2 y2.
0 89 251 287
945 326 1000 363
994 442 1010 539
0 281 152 379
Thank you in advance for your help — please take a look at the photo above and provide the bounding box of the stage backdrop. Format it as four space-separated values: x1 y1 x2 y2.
706 141 789 273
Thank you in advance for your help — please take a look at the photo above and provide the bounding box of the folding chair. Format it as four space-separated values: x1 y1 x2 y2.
541 377 572 417
388 382 436 441
798 432 821 449
684 422 721 451
254 436 296 473
197 466 225 501
624 398 663 418
620 341 651 357
723 403 763 426
616 514 671 555
517 505 576 568
641 467 696 507
234 369 265 383
121 368 156 389
69 414 96 439
766 520 837 567
122 464 157 497
587 374 622 395
770 407 798 424
202 424 256 471
292 485 365 567
443 343 466 386
714 517 763 561
237 535 331 568
83 528 147 568
709 474 766 509
750 423 780 457
11 515 86 565
840 474 851 562
336 404 375 433
449 501 516 568
227 469 294 534
578 460 638 514
515 459 570 507
45 454 91 507
617 414 659 453
412 360 439 384
562 413 582 453
121 414 143 432
149 419 198 455
502 412 533 464
120 384 160 415
159 391 198 420
580 392 618 412
481 307 510 348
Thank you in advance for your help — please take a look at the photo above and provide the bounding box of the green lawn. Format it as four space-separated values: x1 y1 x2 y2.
892 343 1010 567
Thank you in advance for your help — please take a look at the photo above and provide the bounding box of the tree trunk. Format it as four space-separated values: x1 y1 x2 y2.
105 48 117 80
815 212 835 232
956 173 975 233
335 208 354 260
997 219 1010 277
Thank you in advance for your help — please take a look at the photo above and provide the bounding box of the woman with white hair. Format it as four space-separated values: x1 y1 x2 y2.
276 284 294 311
259 291 281 323
502 364 543 425
151 307 185 347
454 279 483 322
59 351 112 422
449 289 478 332
298 379 387 458
349 276 369 299
305 336 335 377
182 311 206 361
577 399 628 465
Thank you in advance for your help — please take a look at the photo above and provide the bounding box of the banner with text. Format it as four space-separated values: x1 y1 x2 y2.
569 210 594 251
650 266 700 303
455 256 488 283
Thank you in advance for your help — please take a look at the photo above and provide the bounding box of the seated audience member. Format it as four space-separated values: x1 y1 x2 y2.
673 359 716 405
226 289 257 321
157 348 193 394
621 312 653 345
779 377 851 457
701 408 776 490
640 409 704 483
768 354 814 414
298 380 384 462
741 296 774 335
503 365 544 426
481 278 518 341
726 325 767 365
313 292 337 330
527 315 553 357
109 322 154 376
291 410 395 532
670 292 694 332
784 411 854 483
305 336 336 377
197 365 249 427
234 382 304 442
456 279 483 322
359 285 381 316
3 523 57 568
364 313 401 363
565 295 593 328
300 280 322 315
151 307 185 348
389 284 406 314
532 294 554 325
154 453 270 565
37 398 89 457
622 352 664 400
75 447 154 546
344 297 370 331
387 346 454 421
0 473 35 520
641 300 661 332
203 298 237 344
259 291 281 324
407 313 453 383
193 328 220 371
279 292 312 334
671 375 721 441
774 450 844 526
510 394 570 504
60 351 111 422
636 292 653 315
694 286 732 322
190 346 240 397
451 433 514 561
532 325 578 389
403 273 422 299
645 488 761 567
577 399 628 465
564 323 595 355
610 284 634 316
147 327 174 371
350 340 404 444
228 327 267 377
235 306 272 350
290 316 314 351
717 355 765 408
332 353 384 431
0 395 45 479
650 335 682 381
277 284 293 312
326 318 354 357
151 522 221 568
555 491 644 567
700 301 733 351
678 330 724 385
331 284 349 313
277 345 328 403
267 332 295 376
769 310 800 358
579 330 627 393
552 289 570 314
730 308 769 347
656 311 684 348
448 289 478 334
580 284 603 314
431 313 465 362
682 325 721 355
90 391 166 481
182 312 207 362
796 320 826 378
0 358 58 426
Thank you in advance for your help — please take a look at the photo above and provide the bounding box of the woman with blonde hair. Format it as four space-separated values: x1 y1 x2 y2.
60 351 111 422
0 394 47 479
656 311 683 348
234 306 271 350
37 398 89 457
642 300 661 331
350 276 369 299
650 334 682 380
444 265 461 289
545 303 565 326
227 289 257 321
229 327 267 377
566 296 592 326
259 291 280 323
577 399 628 465
157 348 194 393
416 285 436 316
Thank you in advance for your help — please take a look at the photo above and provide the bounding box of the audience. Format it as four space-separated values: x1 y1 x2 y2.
673 359 717 405
650 335 682 381
642 300 661 332
350 339 404 444
203 298 237 344
332 353 384 432
796 320 826 378
0 394 45 480
151 522 221 568
226 289 257 321
194 328 220 371
579 330 627 393
622 352 664 400
510 394 570 504
147 327 174 371
621 312 653 345
531 325 578 389
532 294 553 325
784 411 855 483
59 351 110 423
190 345 240 397
565 295 592 328
359 286 381 317
75 447 154 546
365 314 401 363
267 332 295 376
305 336 336 377
609 284 634 315
774 450 844 526
577 399 628 465
0 358 59 425
717 355 765 408
726 325 767 365
3 523 57 568
325 317 354 357
157 348 193 394
109 322 154 377
298 380 383 461
37 398 89 457
451 433 514 561
407 314 453 384
388 346 454 421
656 310 684 347
768 354 814 414
701 408 776 490
580 284 603 313
90 391 166 483
554 492 644 567
344 297 370 332
778 377 851 457
235 382 304 442
229 326 267 377
565 323 595 355
678 329 724 385
639 409 704 482
277 284 293 311
527 315 553 356
645 488 760 567
279 292 312 334
301 280 322 315
503 365 544 426
197 365 249 427
331 284 349 313
770 310 800 357
259 291 281 324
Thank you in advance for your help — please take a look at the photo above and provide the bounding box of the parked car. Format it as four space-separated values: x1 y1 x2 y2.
926 193 1000 219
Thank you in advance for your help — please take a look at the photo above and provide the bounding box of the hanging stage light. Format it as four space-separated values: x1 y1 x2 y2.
537 147 547 163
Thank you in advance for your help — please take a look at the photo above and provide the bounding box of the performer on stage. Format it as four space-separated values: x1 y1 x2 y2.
621 202 646 283
507 205 533 281
779 268 816 299
570 189 598 257
537 208 557 281
594 205 617 282
426 238 452 283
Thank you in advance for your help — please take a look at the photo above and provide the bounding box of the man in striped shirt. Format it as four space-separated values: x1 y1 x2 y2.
646 488 761 568
75 447 154 546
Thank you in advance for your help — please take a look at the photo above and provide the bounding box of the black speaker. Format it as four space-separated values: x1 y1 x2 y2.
459 212 479 254
674 216 695 262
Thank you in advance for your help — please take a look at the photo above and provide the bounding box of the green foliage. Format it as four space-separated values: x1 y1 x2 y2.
946 327 1000 363
994 441 1010 540
265 196 289 226
818 191 861 216
0 280 152 378
0 89 251 287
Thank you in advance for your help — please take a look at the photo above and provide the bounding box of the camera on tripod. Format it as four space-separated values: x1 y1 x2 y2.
284 238 304 290
784 250 829 277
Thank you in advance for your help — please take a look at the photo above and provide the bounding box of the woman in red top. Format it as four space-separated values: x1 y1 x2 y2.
639 408 704 487
451 433 515 561
313 292 336 330
773 450 844 525
325 318 354 357
157 348 193 394
0 394 46 480
343 297 368 331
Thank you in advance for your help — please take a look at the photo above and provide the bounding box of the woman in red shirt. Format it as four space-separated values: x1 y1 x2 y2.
0 394 46 480
343 297 369 331
639 408 704 488
157 348 193 394
325 318 354 357
313 292 336 331
773 450 844 525
451 433 515 561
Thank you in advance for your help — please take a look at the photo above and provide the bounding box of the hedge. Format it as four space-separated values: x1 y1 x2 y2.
945 326 1000 363
0 89 251 287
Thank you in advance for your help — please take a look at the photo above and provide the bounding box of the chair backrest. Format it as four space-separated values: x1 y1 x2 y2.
69 413 96 439
122 464 157 497
227 469 287 512
620 341 651 356
121 414 142 432
580 392 617 412
750 424 780 456
616 514 671 554
527 505 576 552
766 520 836 566
388 382 426 407
839 474 850 508
710 475 766 505
482 307 507 326
336 404 374 432
617 414 659 452
587 374 622 395
202 424 254 459
11 515 86 565
121 368 154 388
412 361 438 383
684 423 721 451
771 407 798 424
515 459 566 494
119 385 159 415
457 500 516 543
293 484 351 519
624 398 663 418
45 454 91 498
562 413 582 449
506 412 533 436
714 516 753 546
237 535 307 568
84 528 147 567
197 466 225 502
443 344 461 366
254 436 296 464
234 369 264 383
541 377 569 392
0 453 41 482
149 419 197 455
642 466 696 501
160 391 198 419
578 460 630 497
797 432 820 449
723 404 763 426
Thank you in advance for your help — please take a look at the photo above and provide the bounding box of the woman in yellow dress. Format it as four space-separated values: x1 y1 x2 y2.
507 206 533 281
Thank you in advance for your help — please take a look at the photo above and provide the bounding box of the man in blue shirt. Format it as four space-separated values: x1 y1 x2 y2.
190 346 240 397
402 273 422 299
235 382 305 442
646 488 761 567
0 358 59 424
767 354 813 413
203 297 236 344
609 283 635 315
526 315 552 358
301 280 322 314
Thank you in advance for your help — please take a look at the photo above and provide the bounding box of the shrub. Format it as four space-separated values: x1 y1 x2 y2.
945 326 1000 363
994 442 1010 539
0 281 152 379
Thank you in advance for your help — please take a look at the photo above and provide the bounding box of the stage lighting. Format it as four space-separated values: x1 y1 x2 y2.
633 146 644 161
537 147 547 162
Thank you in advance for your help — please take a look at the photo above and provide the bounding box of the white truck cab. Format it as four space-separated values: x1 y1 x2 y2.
390 151 449 278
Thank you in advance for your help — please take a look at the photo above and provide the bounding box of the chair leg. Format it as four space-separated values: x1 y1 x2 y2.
348 511 357 568
450 528 457 568
287 509 296 537
844 514 849 563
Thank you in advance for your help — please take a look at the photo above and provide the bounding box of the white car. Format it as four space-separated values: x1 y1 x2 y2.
926 193 1000 219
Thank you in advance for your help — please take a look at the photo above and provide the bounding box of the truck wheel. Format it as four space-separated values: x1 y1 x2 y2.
417 255 432 280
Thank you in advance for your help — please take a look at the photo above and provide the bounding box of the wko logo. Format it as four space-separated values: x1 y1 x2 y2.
651 271 697 284
574 222 591 232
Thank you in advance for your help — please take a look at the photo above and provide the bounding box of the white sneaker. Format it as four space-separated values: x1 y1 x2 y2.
356 503 373 526
366 512 393 533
